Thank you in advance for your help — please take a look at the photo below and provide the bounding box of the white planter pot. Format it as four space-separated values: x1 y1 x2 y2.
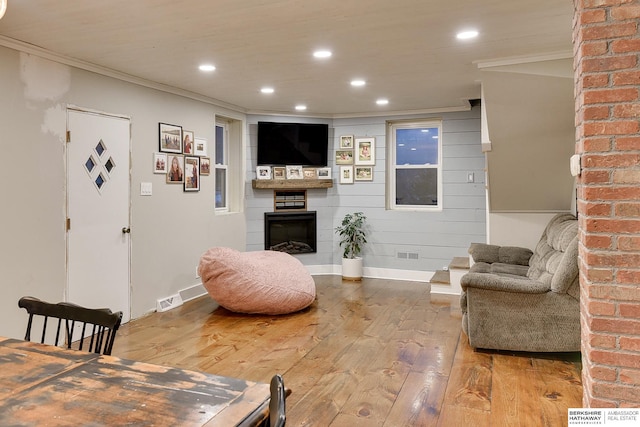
342 257 363 281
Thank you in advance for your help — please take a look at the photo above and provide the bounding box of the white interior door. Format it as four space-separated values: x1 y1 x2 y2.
67 109 131 323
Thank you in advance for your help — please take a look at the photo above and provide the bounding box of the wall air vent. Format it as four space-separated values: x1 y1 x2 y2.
156 294 183 312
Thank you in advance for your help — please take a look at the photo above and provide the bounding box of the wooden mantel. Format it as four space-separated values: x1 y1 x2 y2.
251 179 333 189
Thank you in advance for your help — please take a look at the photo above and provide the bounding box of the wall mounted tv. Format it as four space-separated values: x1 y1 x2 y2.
257 121 329 166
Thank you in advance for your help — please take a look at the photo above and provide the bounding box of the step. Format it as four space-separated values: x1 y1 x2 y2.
429 269 450 284
448 257 468 296
449 256 470 270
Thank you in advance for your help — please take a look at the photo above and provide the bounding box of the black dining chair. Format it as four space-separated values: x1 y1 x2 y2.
238 373 287 427
269 374 286 427
18 296 123 356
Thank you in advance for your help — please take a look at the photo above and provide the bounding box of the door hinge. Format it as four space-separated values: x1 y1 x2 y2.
66 131 71 143
66 218 71 231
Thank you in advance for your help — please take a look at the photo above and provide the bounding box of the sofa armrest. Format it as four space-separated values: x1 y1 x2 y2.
468 243 533 266
468 243 500 263
461 272 550 294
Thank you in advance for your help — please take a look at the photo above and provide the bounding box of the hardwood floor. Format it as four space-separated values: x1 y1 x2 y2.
112 275 583 426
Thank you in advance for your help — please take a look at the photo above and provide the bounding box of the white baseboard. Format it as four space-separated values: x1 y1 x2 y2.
154 266 455 315
305 264 431 283
179 282 206 302
430 283 460 295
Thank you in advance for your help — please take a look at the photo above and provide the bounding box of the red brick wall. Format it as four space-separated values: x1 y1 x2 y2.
574 0 640 407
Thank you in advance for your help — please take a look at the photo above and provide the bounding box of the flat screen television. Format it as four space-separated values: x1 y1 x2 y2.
257 121 328 166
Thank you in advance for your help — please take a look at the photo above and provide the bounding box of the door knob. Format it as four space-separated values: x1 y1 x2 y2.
122 227 131 234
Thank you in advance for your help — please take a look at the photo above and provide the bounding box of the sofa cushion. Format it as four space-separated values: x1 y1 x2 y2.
526 214 578 293
468 243 532 266
198 247 316 315
469 262 529 277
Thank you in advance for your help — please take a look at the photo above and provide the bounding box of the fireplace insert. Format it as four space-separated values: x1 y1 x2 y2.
264 211 317 254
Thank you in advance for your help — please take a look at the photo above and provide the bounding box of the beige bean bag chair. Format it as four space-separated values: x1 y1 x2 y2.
198 247 316 315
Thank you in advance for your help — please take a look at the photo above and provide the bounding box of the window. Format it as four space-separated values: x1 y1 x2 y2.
215 121 229 211
388 120 442 210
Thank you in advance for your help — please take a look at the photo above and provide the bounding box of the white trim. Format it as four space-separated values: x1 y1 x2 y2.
429 283 460 295
0 35 246 114
305 264 431 283
214 122 230 212
246 103 471 120
159 267 456 316
388 119 443 211
67 104 131 121
475 50 573 69
178 283 207 303
1 35 473 120
490 209 573 214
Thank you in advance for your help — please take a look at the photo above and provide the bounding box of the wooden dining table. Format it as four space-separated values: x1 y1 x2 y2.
0 336 270 426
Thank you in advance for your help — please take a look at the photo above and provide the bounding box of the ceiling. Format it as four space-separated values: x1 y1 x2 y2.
0 0 574 117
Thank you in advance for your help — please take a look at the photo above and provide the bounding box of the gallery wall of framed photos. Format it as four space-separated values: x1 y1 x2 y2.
336 135 375 184
253 134 374 186
155 123 210 192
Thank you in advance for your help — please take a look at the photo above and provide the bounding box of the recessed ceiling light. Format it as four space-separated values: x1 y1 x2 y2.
376 98 389 106
198 64 216 72
313 50 332 59
456 30 479 40
351 79 366 87
295 104 307 111
261 87 275 94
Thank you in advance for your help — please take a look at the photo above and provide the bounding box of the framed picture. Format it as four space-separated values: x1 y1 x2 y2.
184 156 200 191
317 167 331 179
303 168 317 179
200 157 211 175
153 152 167 174
182 130 195 154
159 123 182 153
166 154 184 183
340 135 354 149
194 137 208 156
273 167 286 180
355 166 373 181
257 166 272 180
339 166 353 184
355 137 375 165
286 165 303 179
336 150 354 165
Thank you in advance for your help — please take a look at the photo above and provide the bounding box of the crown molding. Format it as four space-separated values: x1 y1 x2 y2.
475 50 573 69
0 35 247 114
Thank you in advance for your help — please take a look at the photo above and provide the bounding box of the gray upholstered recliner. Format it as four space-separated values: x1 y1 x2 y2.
460 213 580 352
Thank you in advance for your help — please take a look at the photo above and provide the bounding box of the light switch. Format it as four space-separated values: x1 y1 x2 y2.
140 182 152 196
570 154 581 177
467 172 475 183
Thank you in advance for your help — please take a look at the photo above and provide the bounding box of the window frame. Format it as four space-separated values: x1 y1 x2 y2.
214 120 229 213
388 119 443 211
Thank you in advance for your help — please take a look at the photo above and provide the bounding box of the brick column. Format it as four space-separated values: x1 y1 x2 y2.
574 0 640 407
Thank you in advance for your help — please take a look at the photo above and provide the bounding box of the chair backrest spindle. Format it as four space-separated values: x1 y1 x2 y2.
18 296 123 356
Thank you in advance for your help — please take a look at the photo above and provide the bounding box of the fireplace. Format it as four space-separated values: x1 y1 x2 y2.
264 211 317 254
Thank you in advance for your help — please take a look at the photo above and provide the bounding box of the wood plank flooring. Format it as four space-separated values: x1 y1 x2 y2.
112 275 582 426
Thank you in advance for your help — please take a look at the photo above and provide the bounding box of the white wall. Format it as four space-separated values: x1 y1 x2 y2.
482 71 575 212
480 62 576 249
0 46 247 339
488 212 560 248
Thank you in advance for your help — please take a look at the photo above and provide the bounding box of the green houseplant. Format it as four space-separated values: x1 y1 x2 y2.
335 212 367 280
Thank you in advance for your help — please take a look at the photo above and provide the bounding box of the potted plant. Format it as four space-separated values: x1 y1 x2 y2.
335 212 367 281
